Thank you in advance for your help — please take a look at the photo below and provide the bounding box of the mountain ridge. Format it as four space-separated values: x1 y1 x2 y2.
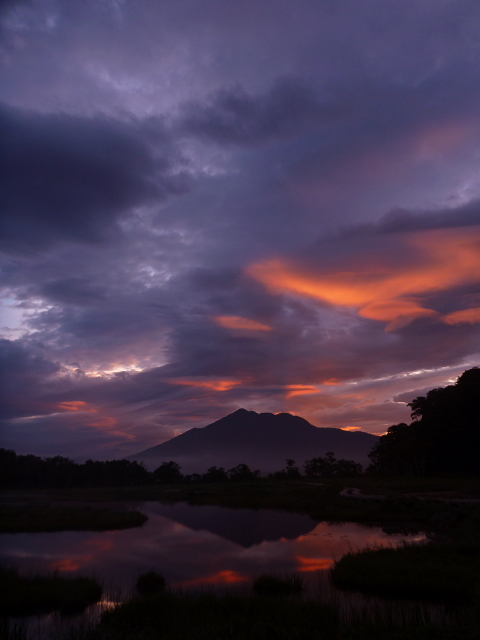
128 408 378 473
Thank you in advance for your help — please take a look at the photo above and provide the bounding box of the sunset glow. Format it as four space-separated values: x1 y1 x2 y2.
215 316 272 331
285 385 321 398
58 401 89 412
169 378 243 392
180 570 247 586
247 228 480 330
296 556 334 572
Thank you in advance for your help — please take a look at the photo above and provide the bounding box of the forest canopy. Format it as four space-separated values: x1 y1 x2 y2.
368 367 480 475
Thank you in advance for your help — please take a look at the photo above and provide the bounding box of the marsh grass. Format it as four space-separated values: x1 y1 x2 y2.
0 619 29 640
136 572 166 595
97 591 339 640
0 506 147 533
252 574 303 597
91 590 480 640
330 540 480 602
0 566 102 616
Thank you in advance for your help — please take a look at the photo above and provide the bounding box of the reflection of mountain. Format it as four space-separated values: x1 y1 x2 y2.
130 409 378 473
146 503 318 548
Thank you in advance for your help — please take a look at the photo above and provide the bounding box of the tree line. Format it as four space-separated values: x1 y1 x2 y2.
0 449 361 489
368 366 480 475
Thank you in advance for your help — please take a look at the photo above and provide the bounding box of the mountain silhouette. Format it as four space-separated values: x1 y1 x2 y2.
129 409 378 473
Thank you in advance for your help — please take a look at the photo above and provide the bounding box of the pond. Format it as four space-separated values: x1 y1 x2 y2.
1 501 426 598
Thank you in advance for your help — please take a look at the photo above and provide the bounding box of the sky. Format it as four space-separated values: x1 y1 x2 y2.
1 0 480 460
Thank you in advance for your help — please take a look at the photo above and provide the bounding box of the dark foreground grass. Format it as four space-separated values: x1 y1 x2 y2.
84 591 480 640
97 592 339 640
331 541 480 603
0 566 102 616
0 506 147 533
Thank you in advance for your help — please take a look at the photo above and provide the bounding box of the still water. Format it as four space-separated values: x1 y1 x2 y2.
1 502 425 597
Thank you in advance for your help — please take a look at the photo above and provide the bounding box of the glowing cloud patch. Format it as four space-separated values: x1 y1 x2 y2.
88 416 118 428
442 307 480 325
169 378 242 392
214 315 272 331
285 384 321 398
247 228 480 331
58 401 89 411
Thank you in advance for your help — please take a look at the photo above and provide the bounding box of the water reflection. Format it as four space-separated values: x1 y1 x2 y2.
0 503 425 594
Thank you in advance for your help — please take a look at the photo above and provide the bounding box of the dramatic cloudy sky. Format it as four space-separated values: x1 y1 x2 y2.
2 0 480 460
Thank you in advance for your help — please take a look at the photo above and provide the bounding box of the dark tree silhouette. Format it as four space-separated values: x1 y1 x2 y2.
201 466 229 482
368 367 480 475
227 463 260 481
153 461 183 483
304 452 362 477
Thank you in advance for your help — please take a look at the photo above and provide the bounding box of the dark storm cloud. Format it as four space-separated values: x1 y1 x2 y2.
336 199 480 239
178 77 345 146
0 338 60 419
0 105 185 254
2 0 480 457
40 277 106 304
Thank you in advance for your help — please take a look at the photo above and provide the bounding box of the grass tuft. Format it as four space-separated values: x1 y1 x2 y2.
0 566 102 616
330 541 480 602
252 574 303 597
136 572 166 595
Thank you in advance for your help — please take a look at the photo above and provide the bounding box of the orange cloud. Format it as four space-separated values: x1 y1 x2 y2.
296 556 334 572
56 401 133 442
247 227 480 330
88 416 118 428
169 378 242 392
58 401 89 411
214 315 272 331
442 307 480 325
181 570 247 586
285 384 321 398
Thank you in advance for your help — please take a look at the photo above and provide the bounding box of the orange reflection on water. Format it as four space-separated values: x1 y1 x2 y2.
180 570 247 587
51 558 82 572
296 556 334 572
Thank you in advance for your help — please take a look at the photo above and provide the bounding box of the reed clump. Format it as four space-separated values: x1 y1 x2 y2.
136 571 166 595
330 540 480 602
0 566 102 616
97 591 338 640
252 574 303 597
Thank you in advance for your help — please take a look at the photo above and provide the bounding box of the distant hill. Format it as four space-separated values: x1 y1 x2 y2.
128 409 378 473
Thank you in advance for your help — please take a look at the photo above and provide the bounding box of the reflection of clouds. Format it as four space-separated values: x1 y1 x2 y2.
0 505 425 594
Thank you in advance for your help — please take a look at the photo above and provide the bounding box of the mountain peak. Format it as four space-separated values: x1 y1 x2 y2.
129 409 379 473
